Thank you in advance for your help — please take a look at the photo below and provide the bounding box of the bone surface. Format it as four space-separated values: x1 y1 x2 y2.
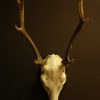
41 54 66 100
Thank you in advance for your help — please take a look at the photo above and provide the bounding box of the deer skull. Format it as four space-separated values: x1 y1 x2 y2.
15 0 88 100
40 54 66 100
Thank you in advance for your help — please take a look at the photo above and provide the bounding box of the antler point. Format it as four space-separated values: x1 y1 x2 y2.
15 24 22 31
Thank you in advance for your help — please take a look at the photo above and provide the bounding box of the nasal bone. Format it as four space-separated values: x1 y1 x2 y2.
49 90 59 100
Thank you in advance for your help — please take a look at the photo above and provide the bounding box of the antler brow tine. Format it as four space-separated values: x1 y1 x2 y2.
63 0 88 65
15 0 43 64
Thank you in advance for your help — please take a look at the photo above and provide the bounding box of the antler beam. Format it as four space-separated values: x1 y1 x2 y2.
63 0 88 65
15 0 43 64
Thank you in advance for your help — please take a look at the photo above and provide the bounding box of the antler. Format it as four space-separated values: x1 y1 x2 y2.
15 0 43 64
62 0 89 65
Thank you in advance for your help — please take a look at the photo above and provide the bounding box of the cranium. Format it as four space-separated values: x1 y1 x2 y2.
40 54 66 100
15 0 88 100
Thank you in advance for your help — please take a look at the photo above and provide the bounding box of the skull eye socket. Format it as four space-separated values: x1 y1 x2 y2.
63 68 65 72
41 68 44 74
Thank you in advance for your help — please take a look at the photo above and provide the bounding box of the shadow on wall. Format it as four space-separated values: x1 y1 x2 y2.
32 67 48 100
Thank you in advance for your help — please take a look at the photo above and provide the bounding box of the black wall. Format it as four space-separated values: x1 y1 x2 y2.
1 0 100 100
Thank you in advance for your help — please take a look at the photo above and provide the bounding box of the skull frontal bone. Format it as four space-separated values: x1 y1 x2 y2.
41 54 66 100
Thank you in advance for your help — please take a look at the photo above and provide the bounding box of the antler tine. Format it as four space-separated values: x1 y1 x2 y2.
62 0 88 65
15 0 43 64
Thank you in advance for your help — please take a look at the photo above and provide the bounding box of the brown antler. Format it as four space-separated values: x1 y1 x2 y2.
15 0 43 64
62 0 89 65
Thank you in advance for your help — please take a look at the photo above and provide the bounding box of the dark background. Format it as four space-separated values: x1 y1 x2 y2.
1 0 100 100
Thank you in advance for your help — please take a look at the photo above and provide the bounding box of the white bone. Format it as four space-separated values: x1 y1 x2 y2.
41 54 66 100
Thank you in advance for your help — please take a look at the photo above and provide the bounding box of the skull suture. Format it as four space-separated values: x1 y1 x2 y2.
15 0 88 100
